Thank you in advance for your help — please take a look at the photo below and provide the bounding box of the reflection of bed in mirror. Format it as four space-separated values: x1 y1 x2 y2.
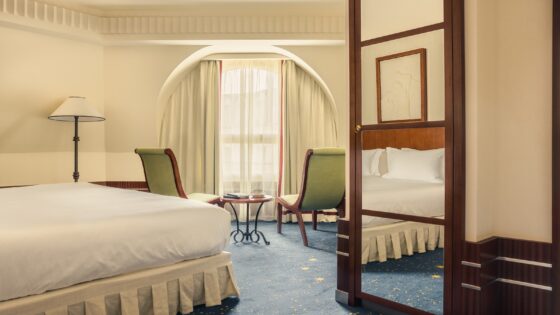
361 127 445 264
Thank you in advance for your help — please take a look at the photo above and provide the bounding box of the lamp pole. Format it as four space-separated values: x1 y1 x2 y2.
73 116 80 182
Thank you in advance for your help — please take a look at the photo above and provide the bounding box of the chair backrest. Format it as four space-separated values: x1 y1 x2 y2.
297 147 345 210
134 148 187 198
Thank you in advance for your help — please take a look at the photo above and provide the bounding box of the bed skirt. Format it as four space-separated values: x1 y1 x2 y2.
0 252 239 315
362 220 445 264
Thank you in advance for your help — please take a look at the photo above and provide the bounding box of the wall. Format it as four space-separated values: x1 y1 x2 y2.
465 0 552 242
103 44 348 181
0 26 105 186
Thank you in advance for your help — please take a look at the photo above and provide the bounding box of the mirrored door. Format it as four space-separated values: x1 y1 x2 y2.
351 0 458 314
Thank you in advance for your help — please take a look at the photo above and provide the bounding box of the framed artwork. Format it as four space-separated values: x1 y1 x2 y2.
376 48 427 124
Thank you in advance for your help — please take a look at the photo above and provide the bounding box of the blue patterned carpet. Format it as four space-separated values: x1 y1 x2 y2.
193 222 442 315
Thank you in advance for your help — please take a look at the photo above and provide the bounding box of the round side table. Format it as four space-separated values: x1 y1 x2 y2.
222 195 273 245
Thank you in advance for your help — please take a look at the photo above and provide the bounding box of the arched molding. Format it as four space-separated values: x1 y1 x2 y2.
156 44 339 140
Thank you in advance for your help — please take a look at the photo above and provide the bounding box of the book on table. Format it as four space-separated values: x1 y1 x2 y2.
224 193 250 199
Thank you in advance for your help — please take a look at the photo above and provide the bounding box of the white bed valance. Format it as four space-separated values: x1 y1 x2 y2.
0 253 239 315
362 221 444 264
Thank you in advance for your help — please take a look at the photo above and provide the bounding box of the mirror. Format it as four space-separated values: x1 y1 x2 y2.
361 0 444 41
361 30 445 126
360 217 445 314
357 1 447 313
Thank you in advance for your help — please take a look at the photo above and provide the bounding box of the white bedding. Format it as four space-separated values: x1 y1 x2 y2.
0 183 231 302
361 176 444 227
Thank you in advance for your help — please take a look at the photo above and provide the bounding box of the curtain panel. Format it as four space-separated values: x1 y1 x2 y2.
159 60 221 195
281 60 340 222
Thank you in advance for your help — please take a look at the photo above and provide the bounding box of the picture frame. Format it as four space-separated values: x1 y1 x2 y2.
376 48 427 124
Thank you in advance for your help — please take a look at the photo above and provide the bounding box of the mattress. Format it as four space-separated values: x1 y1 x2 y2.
0 183 231 302
361 176 444 227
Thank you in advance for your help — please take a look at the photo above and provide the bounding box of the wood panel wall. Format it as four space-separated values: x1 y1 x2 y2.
461 237 552 315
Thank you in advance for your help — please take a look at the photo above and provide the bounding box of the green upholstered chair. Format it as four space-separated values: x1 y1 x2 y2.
135 148 221 205
276 147 345 246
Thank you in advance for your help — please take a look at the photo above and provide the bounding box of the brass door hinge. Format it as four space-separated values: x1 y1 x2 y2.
355 124 362 133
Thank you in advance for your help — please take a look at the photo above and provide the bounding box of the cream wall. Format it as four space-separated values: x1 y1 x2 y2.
465 0 552 242
103 44 348 181
0 26 105 186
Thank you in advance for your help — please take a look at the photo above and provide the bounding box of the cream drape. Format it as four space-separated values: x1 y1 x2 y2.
281 60 339 222
160 60 221 195
220 60 281 220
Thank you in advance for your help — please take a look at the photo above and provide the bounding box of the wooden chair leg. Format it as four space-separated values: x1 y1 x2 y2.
312 211 318 230
295 210 309 247
277 203 283 234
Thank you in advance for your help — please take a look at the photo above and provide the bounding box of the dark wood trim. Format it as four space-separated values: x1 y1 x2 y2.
361 22 445 47
337 219 351 294
375 48 427 124
92 181 148 191
450 0 466 313
362 127 445 150
347 0 360 307
552 0 560 314
362 209 445 226
1 182 149 191
499 238 552 264
338 219 350 235
0 185 29 189
163 148 188 198
361 120 445 130
462 237 553 315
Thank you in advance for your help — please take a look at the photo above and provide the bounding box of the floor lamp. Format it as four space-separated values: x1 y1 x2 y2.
48 96 105 182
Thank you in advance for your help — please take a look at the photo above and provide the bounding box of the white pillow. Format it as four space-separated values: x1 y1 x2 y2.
402 148 445 179
383 147 444 182
362 149 384 176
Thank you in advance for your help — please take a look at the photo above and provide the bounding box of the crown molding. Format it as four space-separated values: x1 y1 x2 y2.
0 0 101 42
0 0 346 44
99 15 344 37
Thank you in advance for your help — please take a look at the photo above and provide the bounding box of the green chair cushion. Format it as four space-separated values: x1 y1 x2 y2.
135 148 180 197
188 193 220 203
300 147 345 210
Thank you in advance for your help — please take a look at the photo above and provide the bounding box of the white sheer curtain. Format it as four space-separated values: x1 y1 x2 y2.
220 60 281 220
160 60 221 194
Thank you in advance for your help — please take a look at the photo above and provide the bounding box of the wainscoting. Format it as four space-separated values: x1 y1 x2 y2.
335 216 553 314
461 237 552 315
335 219 351 305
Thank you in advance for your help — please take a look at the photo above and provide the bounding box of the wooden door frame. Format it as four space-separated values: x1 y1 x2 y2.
347 0 465 313
552 0 560 314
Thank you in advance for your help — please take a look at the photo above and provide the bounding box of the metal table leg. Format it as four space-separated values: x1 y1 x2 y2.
229 202 244 243
251 202 270 245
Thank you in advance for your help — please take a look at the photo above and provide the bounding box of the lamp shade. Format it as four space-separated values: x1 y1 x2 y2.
48 96 105 122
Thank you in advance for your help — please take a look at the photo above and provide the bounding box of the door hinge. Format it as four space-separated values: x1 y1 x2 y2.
355 124 362 133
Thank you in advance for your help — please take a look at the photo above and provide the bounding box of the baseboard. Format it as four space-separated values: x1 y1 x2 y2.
335 289 349 305
461 237 552 315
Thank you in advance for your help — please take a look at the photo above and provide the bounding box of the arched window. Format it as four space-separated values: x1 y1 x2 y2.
220 60 281 217
160 55 338 221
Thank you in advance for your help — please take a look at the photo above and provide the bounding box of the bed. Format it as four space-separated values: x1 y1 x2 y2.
361 176 445 263
360 127 446 264
0 183 239 315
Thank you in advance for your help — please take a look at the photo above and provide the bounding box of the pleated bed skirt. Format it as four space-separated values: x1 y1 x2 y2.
362 220 445 264
0 252 239 315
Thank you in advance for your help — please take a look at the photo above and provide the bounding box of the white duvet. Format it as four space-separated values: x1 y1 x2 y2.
361 176 444 227
0 183 231 302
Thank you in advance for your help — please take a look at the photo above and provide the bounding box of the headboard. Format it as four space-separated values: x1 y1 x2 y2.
362 127 445 150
